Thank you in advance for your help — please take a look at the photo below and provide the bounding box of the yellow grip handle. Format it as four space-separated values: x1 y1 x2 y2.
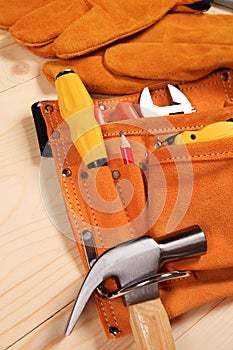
55 70 107 167
175 121 233 145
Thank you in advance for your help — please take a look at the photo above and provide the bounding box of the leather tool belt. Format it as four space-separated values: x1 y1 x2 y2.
32 68 233 338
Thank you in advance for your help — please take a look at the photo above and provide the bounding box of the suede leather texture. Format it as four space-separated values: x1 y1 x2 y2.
7 0 204 57
38 69 233 338
0 0 52 28
41 13 233 94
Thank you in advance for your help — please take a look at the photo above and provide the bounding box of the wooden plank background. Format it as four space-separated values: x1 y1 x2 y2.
0 4 233 349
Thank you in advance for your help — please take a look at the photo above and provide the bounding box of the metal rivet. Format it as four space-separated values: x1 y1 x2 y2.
221 72 228 81
109 326 120 336
98 103 106 111
139 162 147 171
52 130 60 139
44 104 54 113
82 229 92 241
62 168 72 177
80 171 88 179
112 170 120 179
153 141 162 149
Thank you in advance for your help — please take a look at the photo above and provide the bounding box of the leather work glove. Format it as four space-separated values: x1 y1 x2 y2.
0 0 52 28
42 12 233 94
5 0 210 58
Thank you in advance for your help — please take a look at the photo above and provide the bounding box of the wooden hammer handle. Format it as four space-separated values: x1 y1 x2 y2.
129 298 176 350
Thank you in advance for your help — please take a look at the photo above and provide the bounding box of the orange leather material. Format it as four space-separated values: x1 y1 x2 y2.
0 0 52 28
38 70 233 338
93 69 233 115
8 0 203 55
41 12 233 94
10 0 90 47
105 13 233 80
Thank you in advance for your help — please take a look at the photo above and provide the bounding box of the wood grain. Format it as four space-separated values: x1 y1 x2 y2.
1 5 233 348
129 299 175 350
175 297 233 350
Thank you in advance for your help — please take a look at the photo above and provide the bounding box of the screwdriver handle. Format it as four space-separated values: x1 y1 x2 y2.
55 69 107 168
174 120 233 144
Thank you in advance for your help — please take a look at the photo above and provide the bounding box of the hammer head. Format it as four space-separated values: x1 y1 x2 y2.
65 226 207 335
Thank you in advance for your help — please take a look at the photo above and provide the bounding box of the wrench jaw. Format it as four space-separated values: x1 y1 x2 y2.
139 85 196 117
139 87 161 117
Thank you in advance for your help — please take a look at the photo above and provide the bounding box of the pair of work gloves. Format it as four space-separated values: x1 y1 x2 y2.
1 0 233 94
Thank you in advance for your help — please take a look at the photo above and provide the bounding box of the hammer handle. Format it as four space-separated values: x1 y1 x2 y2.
129 298 176 350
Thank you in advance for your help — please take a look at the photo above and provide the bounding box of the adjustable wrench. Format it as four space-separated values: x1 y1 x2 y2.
140 84 196 117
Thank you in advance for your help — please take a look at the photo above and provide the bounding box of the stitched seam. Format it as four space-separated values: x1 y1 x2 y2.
97 80 222 105
82 179 119 327
54 117 86 237
228 74 233 100
46 70 230 109
180 79 222 92
96 71 228 105
49 113 115 328
103 125 206 138
107 300 120 328
97 96 138 104
116 182 134 239
47 114 83 238
70 178 87 231
82 180 105 249
160 150 233 162
50 137 72 142
222 79 230 100
50 123 205 141
99 300 111 328
142 125 206 134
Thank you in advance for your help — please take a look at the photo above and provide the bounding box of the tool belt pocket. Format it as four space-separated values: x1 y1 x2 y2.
143 109 233 319
74 162 148 252
33 95 233 338
98 104 233 322
147 131 233 271
33 101 150 337
35 100 148 253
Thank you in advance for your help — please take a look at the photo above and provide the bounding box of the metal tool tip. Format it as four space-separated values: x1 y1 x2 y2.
119 130 124 136
64 323 73 336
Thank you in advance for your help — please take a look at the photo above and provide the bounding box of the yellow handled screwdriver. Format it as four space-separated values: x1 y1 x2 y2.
55 69 107 168
174 120 233 145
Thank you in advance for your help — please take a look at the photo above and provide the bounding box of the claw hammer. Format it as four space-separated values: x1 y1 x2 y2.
65 226 207 349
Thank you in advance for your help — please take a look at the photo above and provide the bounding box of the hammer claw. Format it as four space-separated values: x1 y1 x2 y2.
65 227 207 337
65 265 103 335
65 249 114 335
